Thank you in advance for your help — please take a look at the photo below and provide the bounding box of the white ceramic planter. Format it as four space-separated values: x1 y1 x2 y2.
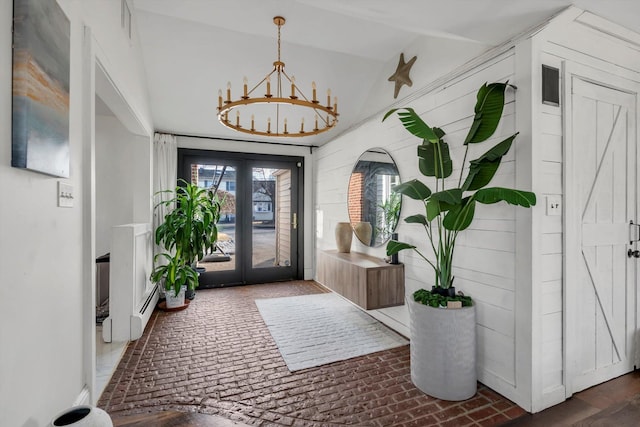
165 285 186 308
408 298 477 401
50 405 113 426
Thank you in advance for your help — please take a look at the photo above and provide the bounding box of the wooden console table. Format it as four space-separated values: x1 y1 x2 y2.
317 250 404 310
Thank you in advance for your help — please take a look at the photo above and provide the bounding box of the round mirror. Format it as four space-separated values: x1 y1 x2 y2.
348 148 401 247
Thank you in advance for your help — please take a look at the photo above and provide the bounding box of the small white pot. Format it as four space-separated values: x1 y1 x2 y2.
50 405 112 426
165 285 186 308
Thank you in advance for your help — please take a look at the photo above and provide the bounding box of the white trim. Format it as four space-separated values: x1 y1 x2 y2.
563 61 640 398
81 24 98 406
73 386 91 406
575 11 640 49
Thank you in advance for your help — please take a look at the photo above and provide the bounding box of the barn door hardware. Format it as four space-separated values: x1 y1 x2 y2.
629 220 640 244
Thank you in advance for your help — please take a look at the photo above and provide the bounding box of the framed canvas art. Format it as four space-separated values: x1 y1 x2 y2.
12 0 70 177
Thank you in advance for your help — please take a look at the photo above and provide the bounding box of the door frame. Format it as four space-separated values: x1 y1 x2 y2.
563 61 640 397
177 148 305 285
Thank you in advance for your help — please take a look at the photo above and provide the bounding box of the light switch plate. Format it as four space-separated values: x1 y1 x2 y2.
58 181 74 208
546 196 561 216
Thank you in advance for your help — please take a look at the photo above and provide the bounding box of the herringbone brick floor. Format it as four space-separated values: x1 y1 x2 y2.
98 280 526 426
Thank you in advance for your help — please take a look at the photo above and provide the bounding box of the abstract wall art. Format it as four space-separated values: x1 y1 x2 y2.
12 0 70 177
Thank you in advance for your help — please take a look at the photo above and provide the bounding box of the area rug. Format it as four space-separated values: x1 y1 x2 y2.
255 293 408 371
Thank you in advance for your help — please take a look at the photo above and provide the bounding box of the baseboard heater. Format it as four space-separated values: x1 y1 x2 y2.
102 223 159 343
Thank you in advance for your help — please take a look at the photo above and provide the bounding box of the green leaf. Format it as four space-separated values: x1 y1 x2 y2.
392 179 432 200
431 189 462 205
474 187 537 207
426 200 441 221
383 108 439 143
464 82 510 144
386 240 416 256
418 140 453 178
443 197 476 231
462 133 518 191
405 214 428 225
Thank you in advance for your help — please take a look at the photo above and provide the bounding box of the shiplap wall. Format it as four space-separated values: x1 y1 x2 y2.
315 49 525 394
316 7 640 412
532 9 640 410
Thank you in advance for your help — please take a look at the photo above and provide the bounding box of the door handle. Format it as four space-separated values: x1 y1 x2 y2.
292 213 297 230
628 249 640 258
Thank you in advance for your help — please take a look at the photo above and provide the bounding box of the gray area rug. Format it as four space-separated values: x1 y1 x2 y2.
255 293 408 371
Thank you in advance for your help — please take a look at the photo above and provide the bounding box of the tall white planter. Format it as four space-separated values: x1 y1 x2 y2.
408 298 477 401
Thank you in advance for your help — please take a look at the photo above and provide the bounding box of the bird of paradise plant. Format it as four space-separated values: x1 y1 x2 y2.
384 82 536 305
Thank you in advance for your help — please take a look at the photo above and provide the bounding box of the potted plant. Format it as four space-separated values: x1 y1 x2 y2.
151 180 221 307
383 82 536 400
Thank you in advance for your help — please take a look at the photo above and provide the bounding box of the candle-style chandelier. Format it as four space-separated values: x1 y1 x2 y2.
217 16 338 138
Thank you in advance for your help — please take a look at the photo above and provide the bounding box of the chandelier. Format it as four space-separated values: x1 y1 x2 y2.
217 16 338 138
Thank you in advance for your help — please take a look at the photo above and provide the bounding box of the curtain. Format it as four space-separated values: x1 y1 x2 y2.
153 132 177 256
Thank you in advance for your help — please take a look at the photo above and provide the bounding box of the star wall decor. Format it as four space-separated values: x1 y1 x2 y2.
388 53 417 99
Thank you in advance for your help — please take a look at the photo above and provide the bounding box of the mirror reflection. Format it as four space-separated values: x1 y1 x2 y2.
348 148 401 247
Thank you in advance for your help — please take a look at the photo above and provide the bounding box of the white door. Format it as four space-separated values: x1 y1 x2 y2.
566 69 638 395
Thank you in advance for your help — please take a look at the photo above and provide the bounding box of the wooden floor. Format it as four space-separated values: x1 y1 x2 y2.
110 371 640 426
502 370 640 426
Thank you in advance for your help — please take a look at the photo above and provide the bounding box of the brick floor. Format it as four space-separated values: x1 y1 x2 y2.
98 280 526 426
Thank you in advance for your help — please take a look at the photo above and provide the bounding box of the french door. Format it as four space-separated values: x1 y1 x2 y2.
177 149 303 286
565 65 639 395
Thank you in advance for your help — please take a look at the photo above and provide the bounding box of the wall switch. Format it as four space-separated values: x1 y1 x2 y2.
58 181 74 208
546 196 561 216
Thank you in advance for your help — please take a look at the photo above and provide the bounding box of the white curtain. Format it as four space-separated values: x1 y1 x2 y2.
153 132 177 256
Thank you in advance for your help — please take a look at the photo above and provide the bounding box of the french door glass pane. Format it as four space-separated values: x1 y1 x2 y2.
192 163 236 273
252 167 291 269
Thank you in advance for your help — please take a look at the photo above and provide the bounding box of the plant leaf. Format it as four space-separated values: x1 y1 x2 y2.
418 140 453 178
462 133 518 191
443 197 476 231
383 108 439 143
430 189 462 205
405 214 428 225
464 82 509 144
474 187 537 207
426 200 441 221
392 179 432 200
386 240 416 256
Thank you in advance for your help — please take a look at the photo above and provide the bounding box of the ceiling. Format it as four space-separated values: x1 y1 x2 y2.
132 0 640 147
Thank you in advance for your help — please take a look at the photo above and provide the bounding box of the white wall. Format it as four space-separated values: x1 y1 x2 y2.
0 0 152 425
96 114 135 256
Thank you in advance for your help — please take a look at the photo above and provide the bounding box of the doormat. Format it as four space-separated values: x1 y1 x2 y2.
255 293 408 371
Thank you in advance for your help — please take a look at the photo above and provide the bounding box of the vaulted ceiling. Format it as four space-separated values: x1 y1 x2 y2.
132 0 640 146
